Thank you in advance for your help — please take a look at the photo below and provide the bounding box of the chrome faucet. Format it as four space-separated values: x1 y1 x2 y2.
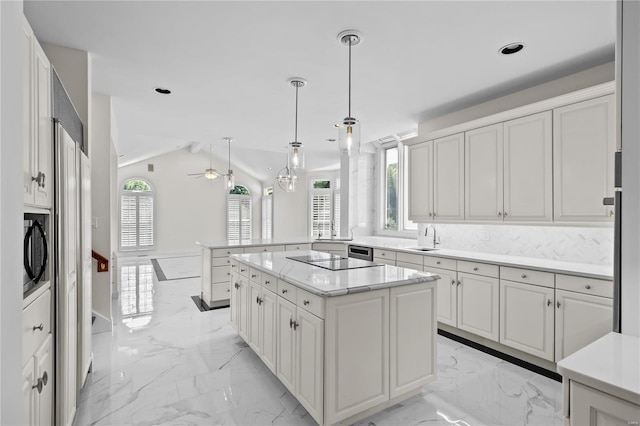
425 224 440 248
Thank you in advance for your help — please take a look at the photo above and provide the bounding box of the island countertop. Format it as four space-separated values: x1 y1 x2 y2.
232 250 440 297
197 238 314 250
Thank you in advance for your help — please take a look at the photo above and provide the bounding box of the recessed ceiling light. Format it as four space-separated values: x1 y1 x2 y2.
326 138 336 143
499 42 524 55
267 167 273 170
118 154 125 158
154 87 171 94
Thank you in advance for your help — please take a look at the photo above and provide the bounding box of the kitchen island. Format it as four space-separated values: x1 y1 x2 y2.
230 250 440 425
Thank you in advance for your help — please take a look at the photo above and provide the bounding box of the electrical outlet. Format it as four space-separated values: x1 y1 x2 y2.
479 230 490 241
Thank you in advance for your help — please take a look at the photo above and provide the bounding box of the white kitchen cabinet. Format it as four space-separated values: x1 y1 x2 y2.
22 334 53 426
570 382 640 426
295 308 324 423
389 283 436 398
374 248 397 266
465 124 504 221
433 133 465 221
457 271 500 341
499 280 555 361
311 242 346 256
407 142 433 221
23 361 35 426
553 95 616 223
276 296 297 394
555 289 613 361
230 273 249 340
23 17 52 208
426 266 457 327
248 281 262 353
78 152 92 390
260 286 278 374
503 111 553 222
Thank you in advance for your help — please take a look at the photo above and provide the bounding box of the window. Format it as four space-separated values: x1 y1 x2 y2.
228 185 252 241
378 140 417 235
262 187 273 239
120 178 155 251
310 179 340 238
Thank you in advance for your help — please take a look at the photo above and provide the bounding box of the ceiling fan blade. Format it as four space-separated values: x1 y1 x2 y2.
187 173 205 176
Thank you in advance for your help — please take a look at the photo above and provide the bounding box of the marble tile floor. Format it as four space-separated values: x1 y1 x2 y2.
74 257 563 426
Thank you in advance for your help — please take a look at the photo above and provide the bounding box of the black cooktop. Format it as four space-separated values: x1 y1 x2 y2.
286 253 382 271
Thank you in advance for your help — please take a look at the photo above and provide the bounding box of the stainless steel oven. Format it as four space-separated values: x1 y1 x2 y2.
347 245 374 261
24 213 49 295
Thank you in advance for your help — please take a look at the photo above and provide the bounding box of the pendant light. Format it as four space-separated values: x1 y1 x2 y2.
287 78 306 169
276 154 298 193
337 30 363 156
223 137 235 189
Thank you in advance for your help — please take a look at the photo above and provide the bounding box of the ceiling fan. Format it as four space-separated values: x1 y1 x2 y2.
187 144 222 180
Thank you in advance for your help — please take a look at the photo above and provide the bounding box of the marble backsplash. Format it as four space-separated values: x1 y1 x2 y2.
417 223 614 266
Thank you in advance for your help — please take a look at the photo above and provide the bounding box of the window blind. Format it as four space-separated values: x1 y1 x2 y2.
120 192 155 250
311 193 332 238
262 195 273 239
228 195 252 242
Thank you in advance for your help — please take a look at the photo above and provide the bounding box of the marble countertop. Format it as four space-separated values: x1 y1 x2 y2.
346 236 613 281
197 238 314 250
557 332 640 405
232 250 439 297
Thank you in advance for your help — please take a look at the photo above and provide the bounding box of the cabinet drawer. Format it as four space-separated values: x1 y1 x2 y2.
556 274 613 298
249 267 262 284
212 266 231 283
374 249 397 260
296 288 325 319
457 260 499 278
262 273 277 292
23 289 50 365
375 257 396 266
238 262 249 277
312 242 345 252
212 257 230 267
285 243 311 251
211 282 231 302
396 261 423 271
277 279 297 303
424 256 456 271
396 252 423 266
211 247 243 257
244 245 286 253
230 259 240 273
500 266 554 288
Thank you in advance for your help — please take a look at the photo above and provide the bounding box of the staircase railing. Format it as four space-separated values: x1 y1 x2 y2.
91 250 109 272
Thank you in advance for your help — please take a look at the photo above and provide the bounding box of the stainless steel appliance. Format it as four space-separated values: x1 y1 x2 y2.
347 244 374 261
287 252 381 271
603 151 622 332
23 213 49 295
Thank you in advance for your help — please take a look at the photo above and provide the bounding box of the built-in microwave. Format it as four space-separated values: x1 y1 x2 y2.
24 213 49 296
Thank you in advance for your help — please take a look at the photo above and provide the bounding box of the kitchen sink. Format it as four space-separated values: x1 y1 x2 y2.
407 247 439 252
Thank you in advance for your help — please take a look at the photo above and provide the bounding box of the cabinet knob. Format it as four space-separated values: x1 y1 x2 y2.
504 212 508 217
32 378 44 394
457 280 461 286
31 171 46 188
240 268 246 272
231 264 236 268
498 212 502 216
227 272 230 276
256 296 260 305
451 279 455 286
473 267 478 271
251 274 257 278
263 248 268 252
521 274 527 279
303 300 310 306
610 210 614 218
557 301 561 309
282 289 288 294
547 299 552 307
428 213 432 217
234 282 239 289
436 261 441 265
289 317 294 328
264 280 270 285
33 324 44 331
585 284 591 290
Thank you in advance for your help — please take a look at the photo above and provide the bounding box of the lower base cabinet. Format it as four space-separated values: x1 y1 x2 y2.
570 382 640 426
23 334 53 426
457 272 500 342
429 267 457 327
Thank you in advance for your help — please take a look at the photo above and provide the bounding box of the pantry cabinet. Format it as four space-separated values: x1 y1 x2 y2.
23 17 52 208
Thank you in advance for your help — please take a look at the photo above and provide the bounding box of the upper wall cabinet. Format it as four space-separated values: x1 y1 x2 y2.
553 95 616 223
23 17 52 208
408 134 464 222
503 111 553 222
465 124 504 221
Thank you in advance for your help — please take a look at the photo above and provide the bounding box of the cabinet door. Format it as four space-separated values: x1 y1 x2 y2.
23 361 35 426
426 267 457 327
465 124 504 221
23 19 35 205
433 133 464 221
296 309 324 425
33 41 51 208
35 335 53 426
248 282 262 353
503 111 552 222
570 381 640 426
553 95 616 222
407 142 433 221
457 272 499 341
389 283 436 399
276 297 297 394
237 277 249 341
499 280 554 361
260 289 277 374
555 290 613 361
230 272 239 328
201 248 212 304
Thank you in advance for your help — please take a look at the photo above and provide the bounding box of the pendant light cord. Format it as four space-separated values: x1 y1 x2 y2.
348 37 352 118
294 84 299 142
228 139 231 170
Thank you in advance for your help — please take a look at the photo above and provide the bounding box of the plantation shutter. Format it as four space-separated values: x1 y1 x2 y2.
228 197 241 241
137 195 154 247
120 194 137 248
262 195 273 239
120 192 155 250
333 191 340 237
228 194 252 241
312 193 332 238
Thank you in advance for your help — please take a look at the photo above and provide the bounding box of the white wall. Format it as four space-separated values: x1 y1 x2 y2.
118 148 263 253
0 2 25 423
90 93 114 326
273 171 309 239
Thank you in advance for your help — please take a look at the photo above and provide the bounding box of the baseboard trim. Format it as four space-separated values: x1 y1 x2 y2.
91 311 112 334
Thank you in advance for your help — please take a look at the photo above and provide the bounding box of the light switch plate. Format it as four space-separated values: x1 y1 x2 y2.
91 217 98 229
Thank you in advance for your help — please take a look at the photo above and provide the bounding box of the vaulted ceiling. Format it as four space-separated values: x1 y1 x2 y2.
24 1 615 181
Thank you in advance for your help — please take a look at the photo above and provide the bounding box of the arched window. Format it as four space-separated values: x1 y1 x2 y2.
120 178 155 250
228 185 252 241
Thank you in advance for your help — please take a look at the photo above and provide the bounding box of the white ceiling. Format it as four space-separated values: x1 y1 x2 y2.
24 1 615 181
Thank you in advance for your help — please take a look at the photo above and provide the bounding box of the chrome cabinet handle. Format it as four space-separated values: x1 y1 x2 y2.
251 274 257 278
303 300 310 306
264 280 270 285
32 372 47 393
33 324 44 331
292 320 298 330
557 301 561 309
31 171 46 188
585 284 591 290
289 318 293 328
521 274 527 279
256 296 260 305
234 282 239 289
231 264 236 268
547 299 552 307
282 289 287 294
457 280 461 286
451 279 455 285
240 268 246 272
504 212 508 217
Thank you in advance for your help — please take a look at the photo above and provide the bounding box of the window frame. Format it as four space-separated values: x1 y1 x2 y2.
119 177 156 252
262 186 273 239
376 141 417 237
308 178 340 239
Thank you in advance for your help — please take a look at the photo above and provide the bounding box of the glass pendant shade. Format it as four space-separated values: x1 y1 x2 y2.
225 170 235 189
289 142 305 169
276 165 297 193
338 118 360 156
